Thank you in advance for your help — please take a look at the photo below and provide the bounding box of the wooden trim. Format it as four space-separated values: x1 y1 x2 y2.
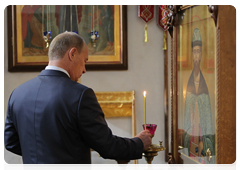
217 5 236 164
164 30 169 162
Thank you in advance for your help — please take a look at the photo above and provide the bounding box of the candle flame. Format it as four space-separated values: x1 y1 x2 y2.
143 91 146 97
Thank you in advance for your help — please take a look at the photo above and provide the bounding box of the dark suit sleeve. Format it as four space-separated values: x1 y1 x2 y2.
4 93 22 156
77 88 143 160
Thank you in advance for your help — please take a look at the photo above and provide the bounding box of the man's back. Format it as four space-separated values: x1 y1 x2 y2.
5 70 92 163
5 70 143 163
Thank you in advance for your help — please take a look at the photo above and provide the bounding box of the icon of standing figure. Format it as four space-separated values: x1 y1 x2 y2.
182 28 215 164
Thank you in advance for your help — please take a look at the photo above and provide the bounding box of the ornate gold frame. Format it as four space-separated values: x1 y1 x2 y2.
167 5 236 164
7 5 128 72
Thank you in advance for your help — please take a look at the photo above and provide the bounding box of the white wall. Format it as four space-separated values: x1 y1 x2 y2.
4 5 166 164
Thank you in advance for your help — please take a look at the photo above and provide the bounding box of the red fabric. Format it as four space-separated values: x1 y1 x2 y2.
21 5 41 40
138 5 154 23
157 5 169 31
55 5 61 27
77 6 82 23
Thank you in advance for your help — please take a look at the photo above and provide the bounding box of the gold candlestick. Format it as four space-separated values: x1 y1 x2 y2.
143 141 166 164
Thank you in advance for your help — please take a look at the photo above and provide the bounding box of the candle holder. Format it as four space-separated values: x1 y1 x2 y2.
142 124 165 164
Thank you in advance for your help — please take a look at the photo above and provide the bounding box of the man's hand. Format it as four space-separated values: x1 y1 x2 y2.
135 130 152 151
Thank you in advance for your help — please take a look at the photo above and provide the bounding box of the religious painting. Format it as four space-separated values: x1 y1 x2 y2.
8 5 127 72
176 5 216 164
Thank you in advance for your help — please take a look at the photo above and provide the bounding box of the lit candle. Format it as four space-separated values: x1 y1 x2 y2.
143 91 147 130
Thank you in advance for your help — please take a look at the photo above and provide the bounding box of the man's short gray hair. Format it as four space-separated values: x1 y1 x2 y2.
48 32 85 60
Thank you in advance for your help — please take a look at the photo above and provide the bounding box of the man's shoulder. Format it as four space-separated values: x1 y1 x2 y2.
12 74 90 96
69 81 89 91
14 76 40 91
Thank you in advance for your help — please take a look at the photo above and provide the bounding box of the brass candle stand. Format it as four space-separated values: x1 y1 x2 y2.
142 124 166 164
114 124 165 164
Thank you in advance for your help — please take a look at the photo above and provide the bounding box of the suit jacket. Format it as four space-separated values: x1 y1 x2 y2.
4 70 143 164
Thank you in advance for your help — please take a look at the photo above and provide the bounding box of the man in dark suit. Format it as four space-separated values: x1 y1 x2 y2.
4 32 151 164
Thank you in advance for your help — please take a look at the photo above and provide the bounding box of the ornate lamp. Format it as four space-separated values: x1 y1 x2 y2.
91 31 99 47
43 31 52 48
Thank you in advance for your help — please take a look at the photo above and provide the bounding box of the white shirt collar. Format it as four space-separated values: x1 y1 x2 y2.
45 66 70 78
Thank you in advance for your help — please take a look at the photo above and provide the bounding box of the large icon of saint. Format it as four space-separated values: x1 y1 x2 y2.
183 28 215 164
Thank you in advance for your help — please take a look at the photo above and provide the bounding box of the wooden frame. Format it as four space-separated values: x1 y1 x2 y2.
7 5 127 72
164 30 169 163
167 5 236 164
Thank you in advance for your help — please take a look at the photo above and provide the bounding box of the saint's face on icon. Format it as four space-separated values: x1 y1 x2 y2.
192 45 202 73
192 28 202 74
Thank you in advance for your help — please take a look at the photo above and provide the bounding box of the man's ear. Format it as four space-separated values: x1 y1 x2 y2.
68 47 77 61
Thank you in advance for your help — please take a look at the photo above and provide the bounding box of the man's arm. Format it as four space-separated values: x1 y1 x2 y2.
77 88 151 160
4 94 22 156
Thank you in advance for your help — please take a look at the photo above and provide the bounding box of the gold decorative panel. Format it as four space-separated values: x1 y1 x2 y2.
95 91 135 118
